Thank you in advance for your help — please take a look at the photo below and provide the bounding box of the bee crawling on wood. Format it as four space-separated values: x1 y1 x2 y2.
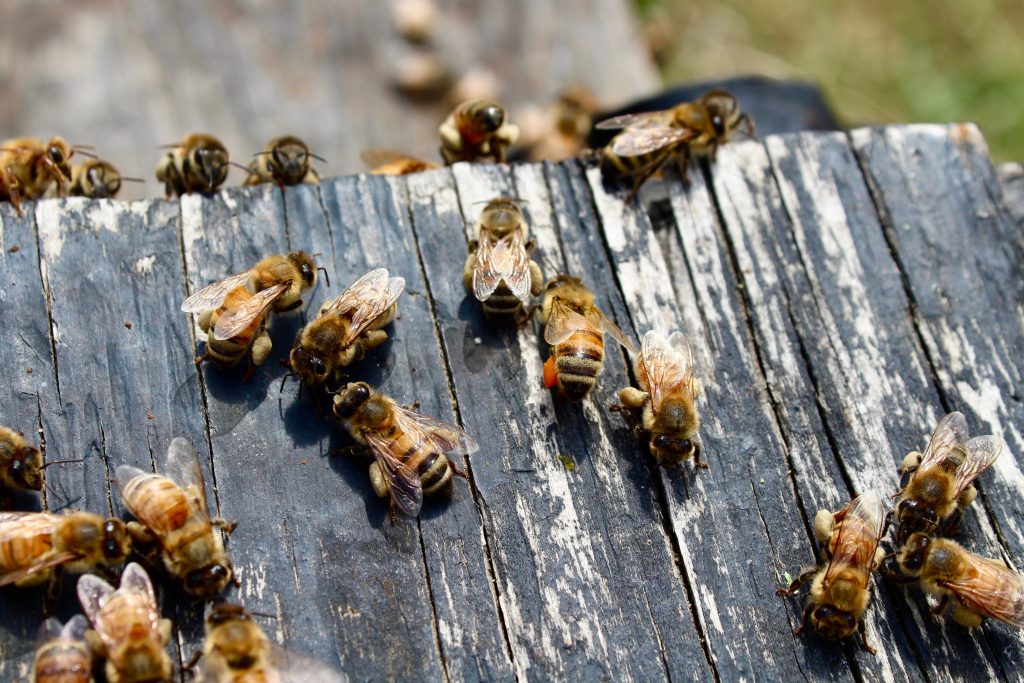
0 136 84 215
333 382 476 524
155 133 231 197
0 425 44 497
245 135 323 187
612 329 705 469
69 159 144 199
439 99 520 164
33 615 93 683
776 491 888 653
360 149 440 176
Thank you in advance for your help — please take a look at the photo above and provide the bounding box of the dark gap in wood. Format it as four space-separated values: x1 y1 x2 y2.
399 172 518 672
415 516 453 683
97 423 114 519
30 207 63 408
313 184 339 279
572 158 722 683
35 394 48 511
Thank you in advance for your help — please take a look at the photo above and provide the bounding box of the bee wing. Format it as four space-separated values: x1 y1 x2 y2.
343 274 405 345
473 232 532 303
164 437 211 517
608 127 694 157
364 432 424 518
212 282 289 340
950 435 1003 497
940 554 1024 628
639 330 695 413
597 310 638 354
0 511 60 543
595 111 673 131
544 299 598 346
180 269 254 313
39 617 65 641
76 573 116 634
117 562 161 632
62 614 90 641
917 412 970 472
0 551 79 588
394 406 479 457
823 491 885 588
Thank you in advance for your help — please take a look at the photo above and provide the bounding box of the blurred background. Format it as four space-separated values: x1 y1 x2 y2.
1 0 1019 201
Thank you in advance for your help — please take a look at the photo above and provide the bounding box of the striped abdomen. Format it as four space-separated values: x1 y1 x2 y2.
121 475 190 533
554 329 604 401
482 283 525 326
0 518 53 576
34 641 91 683
601 144 678 179
388 427 453 497
202 298 265 366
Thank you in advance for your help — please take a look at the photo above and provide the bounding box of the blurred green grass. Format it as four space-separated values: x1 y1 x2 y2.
638 0 1024 161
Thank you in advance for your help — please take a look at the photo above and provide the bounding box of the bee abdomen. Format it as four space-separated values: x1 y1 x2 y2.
123 476 190 530
555 332 604 401
419 450 453 496
482 288 524 326
35 643 91 683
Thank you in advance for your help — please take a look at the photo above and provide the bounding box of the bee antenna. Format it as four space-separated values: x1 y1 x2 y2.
120 177 147 184
230 161 258 176
540 254 562 276
41 458 84 469
309 153 327 163
248 610 278 620
279 372 296 395
73 150 99 159
72 144 96 150
253 151 273 157
317 267 331 287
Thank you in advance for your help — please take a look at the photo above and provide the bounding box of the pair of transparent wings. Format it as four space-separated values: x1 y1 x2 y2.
636 330 698 412
181 266 288 341
0 512 80 586
38 614 90 643
366 400 478 517
915 412 1004 498
116 437 211 536
543 299 637 354
596 110 697 157
319 268 406 345
472 231 531 303
77 562 161 651
823 491 886 589
940 551 1024 629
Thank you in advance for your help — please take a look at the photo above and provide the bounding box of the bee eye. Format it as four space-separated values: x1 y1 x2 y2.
300 263 314 285
103 539 121 559
103 520 117 534
9 459 23 474
49 146 64 164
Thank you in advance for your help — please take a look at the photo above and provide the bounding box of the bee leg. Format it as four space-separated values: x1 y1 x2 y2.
792 604 813 637
389 497 398 526
277 298 304 313
42 568 62 618
182 648 203 671
447 457 469 478
331 444 369 458
882 567 915 584
776 567 816 596
516 303 540 328
3 168 24 217
693 441 709 469
194 350 209 366
242 357 256 383
857 619 877 655
940 507 964 536
213 517 238 534
929 593 951 618
401 400 421 412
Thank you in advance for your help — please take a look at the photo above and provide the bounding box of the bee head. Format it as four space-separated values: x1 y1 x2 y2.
46 137 73 174
101 518 131 564
333 382 372 419
481 198 523 235
895 498 937 544
650 434 697 466
185 563 233 597
809 605 858 641
9 445 43 490
700 90 738 137
545 273 579 291
191 143 229 191
85 161 121 198
897 532 932 576
287 251 318 288
474 101 506 132
269 137 310 183
290 345 329 384
205 600 250 627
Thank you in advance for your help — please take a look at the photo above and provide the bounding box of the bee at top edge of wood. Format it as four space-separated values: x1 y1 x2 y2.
538 273 637 402
33 615 93 683
360 148 441 176
77 562 173 683
0 425 44 498
0 136 83 215
155 133 231 197
518 85 598 163
439 99 520 164
776 491 888 654
245 135 323 187
893 411 1003 545
595 89 755 201
463 197 543 327
195 600 348 682
68 159 144 199
612 329 706 470
332 381 474 524
288 267 405 394
115 438 236 599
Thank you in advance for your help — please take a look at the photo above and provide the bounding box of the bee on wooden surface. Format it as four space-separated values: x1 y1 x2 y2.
333 382 475 524
116 438 234 598
539 274 637 402
776 492 887 653
245 135 322 187
69 159 143 199
289 267 405 390
360 149 440 176
33 615 92 683
182 251 320 318
0 426 44 495
0 136 78 214
596 89 754 199
77 562 172 683
613 330 704 468
463 197 543 326
155 133 230 197
0 510 130 588
894 412 1003 544
197 600 348 683
894 532 1024 629
520 86 598 163
439 99 520 164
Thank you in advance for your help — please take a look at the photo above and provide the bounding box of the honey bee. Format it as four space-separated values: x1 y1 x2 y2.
77 562 172 683
613 330 704 468
894 532 1024 629
776 492 887 653
360 149 440 176
894 412 1003 544
521 86 598 163
0 136 77 215
596 89 754 198
289 267 405 389
0 426 44 495
116 438 234 598
439 99 520 164
33 615 92 683
0 510 130 588
244 136 322 187
182 251 320 318
69 159 143 199
155 133 230 197
539 274 637 402
463 198 543 326
333 382 475 523
197 600 347 682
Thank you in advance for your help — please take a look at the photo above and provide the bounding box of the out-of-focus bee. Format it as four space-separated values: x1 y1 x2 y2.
289 268 405 390
0 136 78 215
0 510 130 588
33 615 92 683
77 562 172 683
360 149 440 176
197 600 348 683
463 198 543 326
69 159 143 199
245 136 322 187
596 89 754 198
894 532 1024 629
539 274 637 402
519 86 598 163
613 330 704 468
155 133 230 197
333 382 475 523
182 251 320 318
0 426 44 495
439 99 520 164
894 412 1003 544
116 438 234 598
776 492 887 653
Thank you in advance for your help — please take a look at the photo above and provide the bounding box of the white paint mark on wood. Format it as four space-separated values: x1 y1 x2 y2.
132 254 157 275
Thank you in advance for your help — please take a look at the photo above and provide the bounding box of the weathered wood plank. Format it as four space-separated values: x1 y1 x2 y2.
998 162 1024 227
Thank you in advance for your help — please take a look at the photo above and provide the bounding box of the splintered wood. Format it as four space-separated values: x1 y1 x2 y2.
1 124 1022 682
